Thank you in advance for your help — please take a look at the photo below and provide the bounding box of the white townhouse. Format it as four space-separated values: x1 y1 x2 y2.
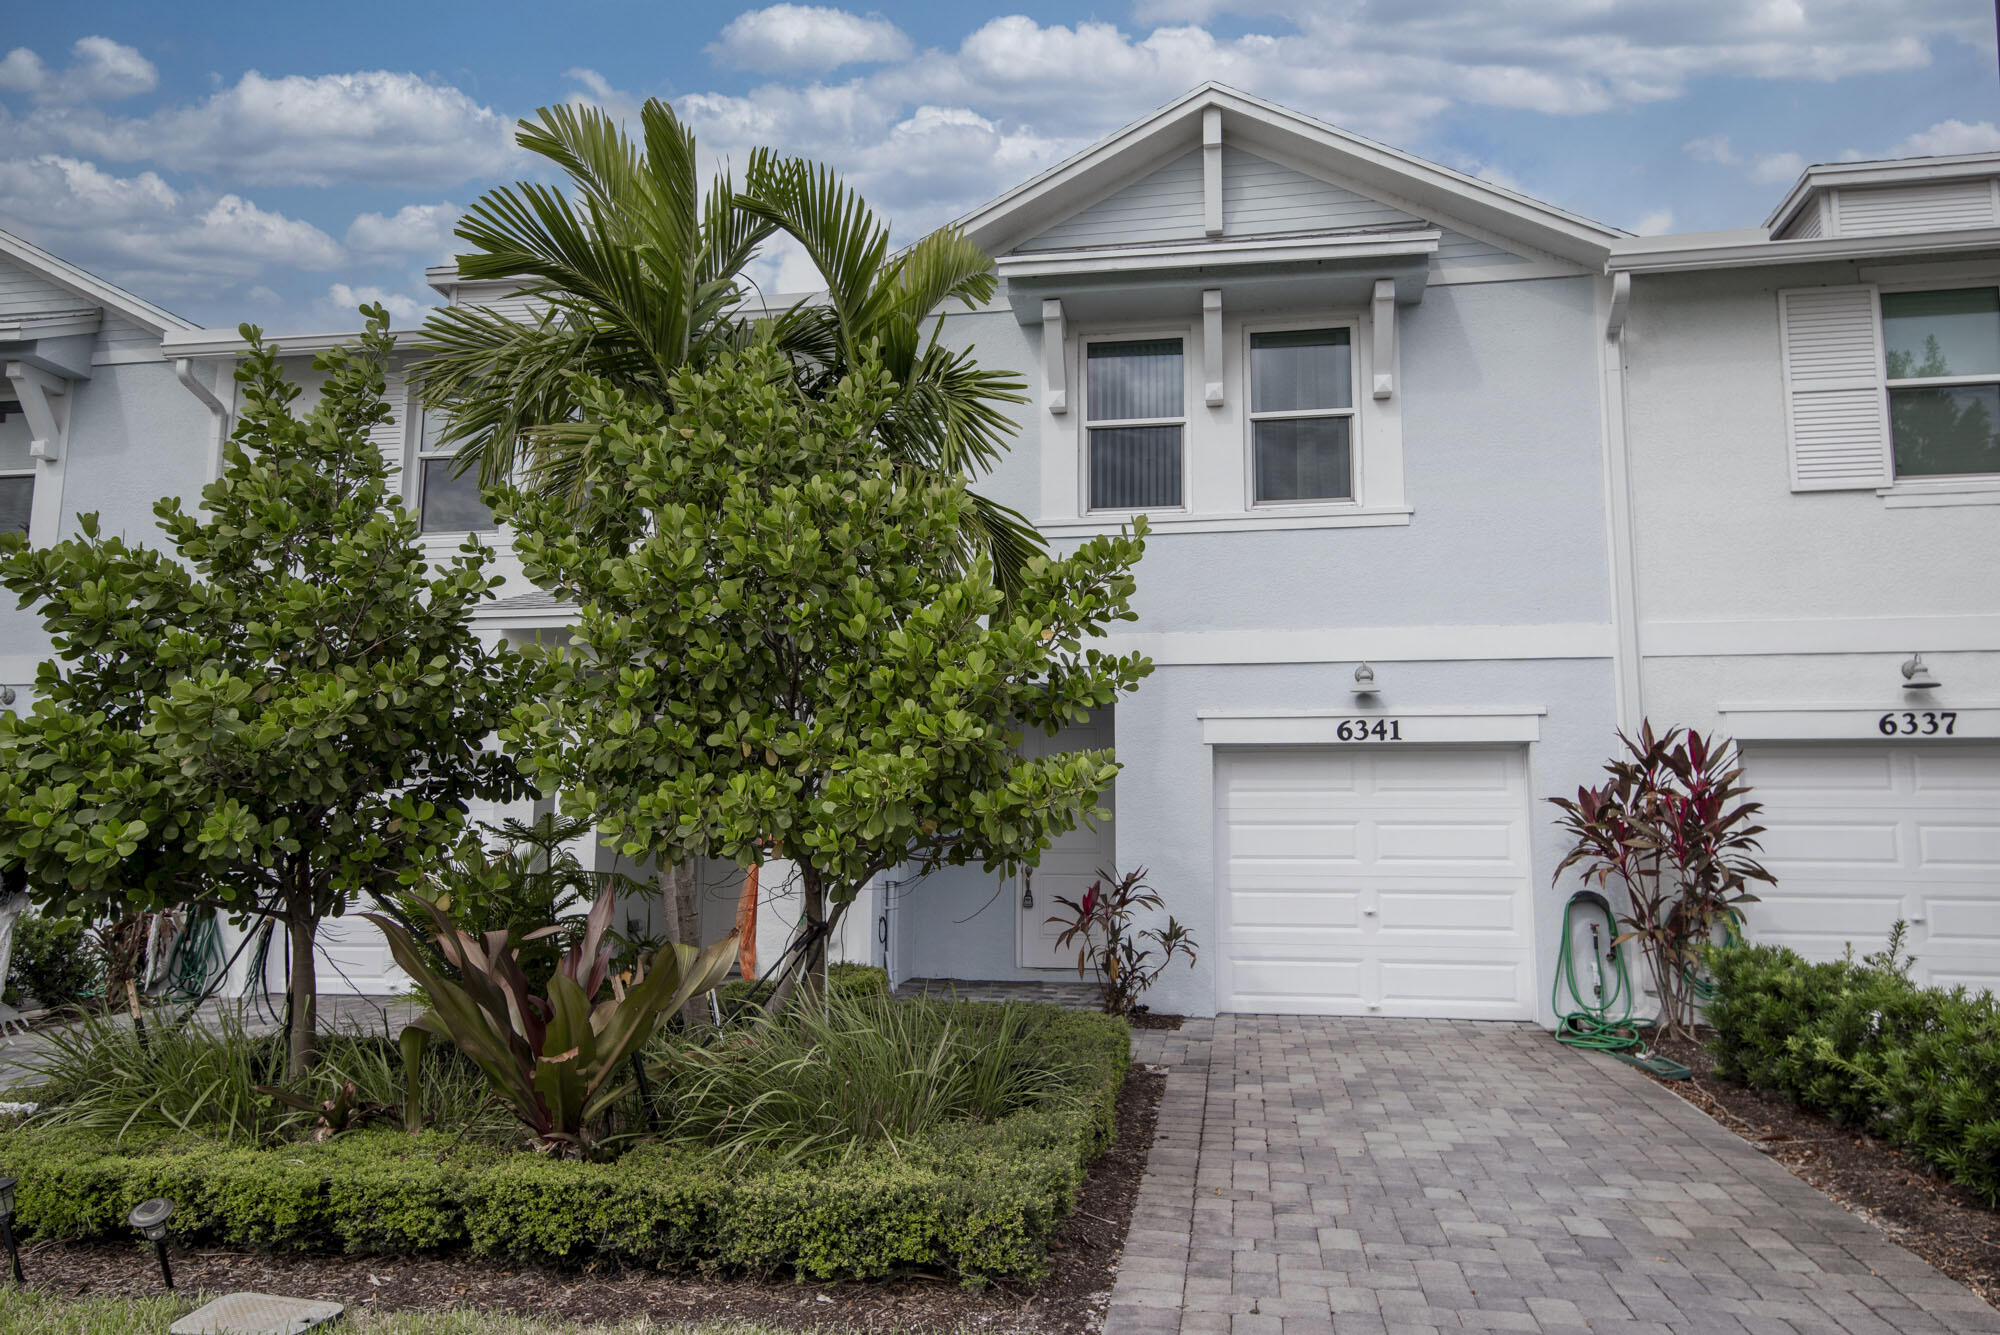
4 84 1994 1021
1607 154 2000 997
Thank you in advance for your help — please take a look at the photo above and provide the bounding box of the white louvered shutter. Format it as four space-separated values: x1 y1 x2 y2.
368 365 412 499
1778 286 1891 491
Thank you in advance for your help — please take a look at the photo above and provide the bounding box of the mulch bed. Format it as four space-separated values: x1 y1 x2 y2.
1650 1030 2000 1307
11 1066 1167 1333
1125 1011 1183 1031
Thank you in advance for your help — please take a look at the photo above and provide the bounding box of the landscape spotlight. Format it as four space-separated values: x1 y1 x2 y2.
0 1175 22 1283
128 1197 175 1290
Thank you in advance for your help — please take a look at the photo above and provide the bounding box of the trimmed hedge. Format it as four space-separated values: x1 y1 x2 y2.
1707 941 2000 1205
0 1003 1125 1280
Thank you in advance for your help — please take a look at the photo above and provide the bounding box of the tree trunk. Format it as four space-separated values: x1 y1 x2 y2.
658 860 708 1031
286 906 319 1078
765 876 842 1019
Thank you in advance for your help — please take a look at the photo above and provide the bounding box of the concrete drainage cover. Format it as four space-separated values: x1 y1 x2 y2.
170 1292 344 1334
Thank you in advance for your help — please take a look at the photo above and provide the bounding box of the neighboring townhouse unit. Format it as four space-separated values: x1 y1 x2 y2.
1608 152 2000 996
0 229 218 703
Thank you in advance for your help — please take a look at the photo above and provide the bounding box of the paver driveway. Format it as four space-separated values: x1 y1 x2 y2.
1114 1015 1999 1335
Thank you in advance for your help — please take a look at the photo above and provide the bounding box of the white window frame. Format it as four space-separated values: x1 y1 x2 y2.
1876 279 2000 495
0 462 32 541
1080 325 1194 517
410 400 500 537
1242 317 1361 510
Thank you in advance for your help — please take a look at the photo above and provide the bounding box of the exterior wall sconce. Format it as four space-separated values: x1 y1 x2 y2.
0 1175 22 1283
1900 653 1940 691
1352 663 1379 697
1021 868 1034 909
129 1197 175 1290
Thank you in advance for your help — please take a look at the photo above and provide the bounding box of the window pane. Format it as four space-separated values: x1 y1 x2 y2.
1087 339 1182 422
1089 426 1182 509
1254 418 1352 503
1251 329 1352 413
1890 384 2000 477
420 457 498 532
0 476 31 536
1882 288 2000 380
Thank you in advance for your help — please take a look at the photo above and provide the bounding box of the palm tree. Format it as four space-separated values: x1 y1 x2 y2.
412 97 1039 587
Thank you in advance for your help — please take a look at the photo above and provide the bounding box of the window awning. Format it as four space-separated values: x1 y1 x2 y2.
998 227 1436 324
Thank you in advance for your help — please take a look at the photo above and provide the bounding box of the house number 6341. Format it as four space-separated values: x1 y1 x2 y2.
1335 718 1403 741
1877 710 1957 736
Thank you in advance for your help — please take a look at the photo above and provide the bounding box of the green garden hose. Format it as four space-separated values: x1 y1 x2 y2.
1553 892 1654 1050
162 911 225 999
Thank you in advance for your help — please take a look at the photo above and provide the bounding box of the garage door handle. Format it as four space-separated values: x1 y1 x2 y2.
1363 909 1376 917
1909 917 1925 925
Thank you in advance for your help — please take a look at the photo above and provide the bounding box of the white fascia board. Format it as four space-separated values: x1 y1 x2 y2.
1607 226 2000 274
0 308 102 341
1100 622 1614 665
1764 152 2000 231
0 227 196 334
1717 702 2000 741
996 230 1440 279
957 82 1621 265
1199 706 1547 746
162 326 431 359
469 606 577 628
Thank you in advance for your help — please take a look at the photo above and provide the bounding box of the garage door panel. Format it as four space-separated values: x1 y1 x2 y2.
1377 889 1519 934
1229 889 1362 930
1914 750 2000 792
1374 819 1521 865
1217 746 1533 1019
1369 749 1517 793
1378 956 1529 1015
1744 742 2000 994
1759 820 1904 867
1918 823 2000 867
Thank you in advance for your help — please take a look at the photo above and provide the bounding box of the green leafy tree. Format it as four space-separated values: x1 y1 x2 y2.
0 306 531 1074
501 345 1151 1011
411 98 1036 586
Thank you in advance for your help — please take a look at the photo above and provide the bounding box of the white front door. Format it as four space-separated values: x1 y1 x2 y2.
1216 745 1535 1018
1742 741 2000 992
1018 715 1114 969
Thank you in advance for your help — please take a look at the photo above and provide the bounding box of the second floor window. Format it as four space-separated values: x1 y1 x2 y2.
0 422 33 537
1882 287 2000 479
417 409 498 533
1087 337 1184 510
1250 328 1354 503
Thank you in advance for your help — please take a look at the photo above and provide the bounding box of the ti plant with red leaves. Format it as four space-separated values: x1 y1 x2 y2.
1549 721 1775 1039
1049 866 1199 1017
366 889 737 1156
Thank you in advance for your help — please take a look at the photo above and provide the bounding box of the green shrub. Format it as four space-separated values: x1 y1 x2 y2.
21 1008 511 1147
1706 935 2000 1205
4 913 99 1009
715 962 886 1020
0 1004 1127 1280
652 992 1085 1164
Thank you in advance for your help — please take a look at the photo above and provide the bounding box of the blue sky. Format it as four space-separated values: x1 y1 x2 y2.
2 2 1995 330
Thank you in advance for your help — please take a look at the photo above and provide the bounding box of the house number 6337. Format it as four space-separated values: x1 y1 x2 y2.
1335 718 1403 741
1877 710 1956 736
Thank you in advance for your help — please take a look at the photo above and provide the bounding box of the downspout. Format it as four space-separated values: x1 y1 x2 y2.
1598 270 1645 733
174 357 231 481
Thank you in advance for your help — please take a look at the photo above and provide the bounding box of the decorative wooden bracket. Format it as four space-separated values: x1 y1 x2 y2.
1042 298 1067 415
1371 279 1396 400
1203 289 1224 407
4 362 68 461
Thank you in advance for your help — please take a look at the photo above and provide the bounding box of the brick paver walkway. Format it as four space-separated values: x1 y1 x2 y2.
1111 1015 1999 1335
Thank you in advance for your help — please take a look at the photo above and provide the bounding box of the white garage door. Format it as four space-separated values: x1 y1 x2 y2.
313 915 410 995
1743 742 2000 993
1216 746 1535 1018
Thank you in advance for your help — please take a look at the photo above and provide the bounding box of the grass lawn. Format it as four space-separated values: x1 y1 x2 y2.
0 1287 833 1333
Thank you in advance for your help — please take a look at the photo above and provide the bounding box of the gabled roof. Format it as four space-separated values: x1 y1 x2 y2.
953 83 1624 266
1764 151 2000 233
0 226 197 334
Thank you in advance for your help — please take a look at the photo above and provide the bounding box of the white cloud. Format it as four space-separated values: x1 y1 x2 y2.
1633 209 1675 235
322 282 433 326
0 154 342 299
709 6 913 73
346 202 461 259
14 69 517 187
0 37 156 105
1682 135 1804 185
1884 118 2000 158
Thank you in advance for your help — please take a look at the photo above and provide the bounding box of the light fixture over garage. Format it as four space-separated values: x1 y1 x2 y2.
1900 652 1940 691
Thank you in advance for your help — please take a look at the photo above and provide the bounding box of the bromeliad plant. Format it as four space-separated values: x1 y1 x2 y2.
1549 722 1776 1040
367 891 736 1155
1049 867 1198 1017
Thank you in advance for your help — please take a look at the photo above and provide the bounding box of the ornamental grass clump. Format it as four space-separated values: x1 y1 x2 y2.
651 991 1087 1165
